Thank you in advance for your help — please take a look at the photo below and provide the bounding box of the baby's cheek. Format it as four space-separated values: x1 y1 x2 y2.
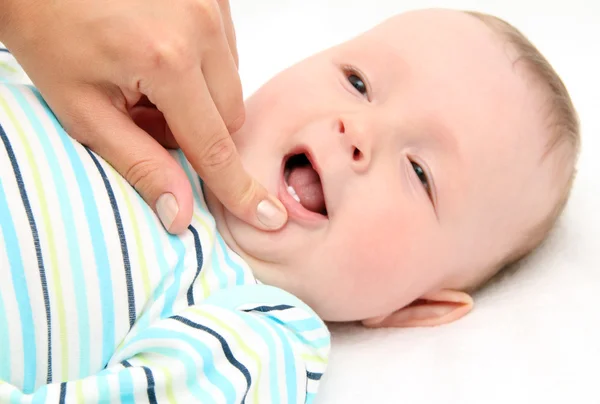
337 214 413 272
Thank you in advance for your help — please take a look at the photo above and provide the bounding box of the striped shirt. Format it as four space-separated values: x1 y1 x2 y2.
0 47 329 403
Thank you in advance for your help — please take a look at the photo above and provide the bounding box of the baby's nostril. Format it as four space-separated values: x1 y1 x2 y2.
353 147 362 161
339 120 346 134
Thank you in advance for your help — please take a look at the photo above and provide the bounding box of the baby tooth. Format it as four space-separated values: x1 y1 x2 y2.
287 185 300 203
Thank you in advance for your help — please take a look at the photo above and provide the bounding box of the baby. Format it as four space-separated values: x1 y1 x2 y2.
0 8 579 403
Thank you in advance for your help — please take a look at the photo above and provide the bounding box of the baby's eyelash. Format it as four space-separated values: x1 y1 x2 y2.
342 66 371 100
410 160 434 205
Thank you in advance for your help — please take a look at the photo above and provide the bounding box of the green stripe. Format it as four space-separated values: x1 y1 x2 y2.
0 92 69 379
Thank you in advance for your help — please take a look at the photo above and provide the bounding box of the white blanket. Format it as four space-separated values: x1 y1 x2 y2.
231 1 600 403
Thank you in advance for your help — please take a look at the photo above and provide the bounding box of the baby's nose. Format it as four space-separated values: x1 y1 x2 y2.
338 118 372 174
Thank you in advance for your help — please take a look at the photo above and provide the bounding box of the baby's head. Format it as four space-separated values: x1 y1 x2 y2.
206 9 579 327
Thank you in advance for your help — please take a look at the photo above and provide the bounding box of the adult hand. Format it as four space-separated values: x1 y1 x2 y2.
0 0 287 233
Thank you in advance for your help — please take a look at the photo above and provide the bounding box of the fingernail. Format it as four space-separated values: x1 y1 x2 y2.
257 198 287 229
156 193 179 232
362 315 388 328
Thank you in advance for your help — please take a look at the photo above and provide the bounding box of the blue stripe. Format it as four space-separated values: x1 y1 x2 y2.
9 389 20 404
159 236 186 319
0 287 9 382
31 88 116 370
12 86 91 379
216 235 246 286
142 366 158 404
10 385 49 404
172 315 251 403
97 374 110 402
306 371 322 381
284 317 323 333
130 328 236 402
243 305 293 313
0 121 48 390
210 240 229 290
117 361 135 404
58 383 67 404
237 312 282 403
306 392 317 404
306 336 330 349
30 385 48 404
268 317 298 402
267 314 329 349
86 149 136 329
0 182 22 384
186 225 204 306
0 49 10 53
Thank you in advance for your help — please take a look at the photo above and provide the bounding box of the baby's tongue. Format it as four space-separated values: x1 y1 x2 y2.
287 165 325 213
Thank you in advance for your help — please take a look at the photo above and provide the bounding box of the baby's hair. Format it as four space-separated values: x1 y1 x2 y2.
464 11 580 290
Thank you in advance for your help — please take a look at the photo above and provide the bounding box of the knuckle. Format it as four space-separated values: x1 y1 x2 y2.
192 0 224 37
228 178 257 211
124 158 163 196
201 136 237 171
143 35 192 74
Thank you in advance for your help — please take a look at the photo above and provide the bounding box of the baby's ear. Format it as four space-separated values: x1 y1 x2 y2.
361 290 473 328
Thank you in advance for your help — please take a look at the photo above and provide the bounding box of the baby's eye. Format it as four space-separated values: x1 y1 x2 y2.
411 161 431 195
346 71 368 97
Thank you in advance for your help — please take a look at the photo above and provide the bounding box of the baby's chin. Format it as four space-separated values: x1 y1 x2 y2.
203 187 239 252
202 185 274 272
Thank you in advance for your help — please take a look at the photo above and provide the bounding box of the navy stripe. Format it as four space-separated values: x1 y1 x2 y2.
243 304 294 313
0 122 53 384
172 315 251 403
142 366 158 404
122 360 132 368
0 48 10 53
186 225 204 306
198 177 205 194
86 148 136 328
307 371 322 381
58 382 67 403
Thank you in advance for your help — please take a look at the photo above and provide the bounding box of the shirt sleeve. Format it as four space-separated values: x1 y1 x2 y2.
0 284 330 404
0 45 32 85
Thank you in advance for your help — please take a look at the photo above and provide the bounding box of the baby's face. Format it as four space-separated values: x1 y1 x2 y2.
207 9 552 321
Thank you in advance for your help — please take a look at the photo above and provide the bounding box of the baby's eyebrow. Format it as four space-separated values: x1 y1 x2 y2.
424 117 459 153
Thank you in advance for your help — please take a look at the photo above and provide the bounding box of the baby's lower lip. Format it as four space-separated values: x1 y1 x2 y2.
279 172 328 225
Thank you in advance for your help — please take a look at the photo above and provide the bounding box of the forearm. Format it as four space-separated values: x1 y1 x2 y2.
0 0 38 46
0 0 17 40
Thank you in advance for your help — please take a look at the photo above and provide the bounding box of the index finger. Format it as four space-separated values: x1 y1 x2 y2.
216 0 239 67
151 66 287 230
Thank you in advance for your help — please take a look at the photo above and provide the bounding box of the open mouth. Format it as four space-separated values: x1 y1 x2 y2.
283 152 328 217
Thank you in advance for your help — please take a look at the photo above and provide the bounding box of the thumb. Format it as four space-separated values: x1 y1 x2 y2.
72 92 194 234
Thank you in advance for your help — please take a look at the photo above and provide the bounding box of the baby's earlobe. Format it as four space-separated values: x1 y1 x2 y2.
361 290 473 328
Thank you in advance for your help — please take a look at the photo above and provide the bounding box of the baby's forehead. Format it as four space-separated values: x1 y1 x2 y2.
361 9 497 46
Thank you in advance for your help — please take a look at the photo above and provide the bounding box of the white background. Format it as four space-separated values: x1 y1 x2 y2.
230 1 600 403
